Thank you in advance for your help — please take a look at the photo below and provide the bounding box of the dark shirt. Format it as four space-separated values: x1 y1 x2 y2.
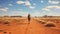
28 14 30 21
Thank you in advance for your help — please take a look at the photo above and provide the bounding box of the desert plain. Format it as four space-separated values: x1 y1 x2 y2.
0 16 60 34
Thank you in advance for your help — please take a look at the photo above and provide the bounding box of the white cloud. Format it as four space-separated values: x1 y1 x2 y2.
16 0 35 9
9 4 13 6
16 1 24 4
16 0 31 6
33 3 36 5
42 6 60 11
48 0 59 4
47 6 60 9
5 7 9 9
24 1 36 9
24 1 31 6
42 8 50 11
41 6 60 16
0 8 8 12
29 6 35 9
41 0 44 3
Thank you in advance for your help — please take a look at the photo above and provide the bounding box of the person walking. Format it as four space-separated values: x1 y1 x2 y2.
28 14 31 24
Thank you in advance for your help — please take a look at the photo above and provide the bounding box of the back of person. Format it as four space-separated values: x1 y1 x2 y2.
28 14 30 23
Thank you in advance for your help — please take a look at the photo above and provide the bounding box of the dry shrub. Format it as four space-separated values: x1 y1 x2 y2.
38 21 46 24
45 23 56 27
1 21 10 26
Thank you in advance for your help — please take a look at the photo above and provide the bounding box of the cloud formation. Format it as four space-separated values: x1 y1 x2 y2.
9 4 13 6
16 1 24 4
24 1 35 9
40 0 44 3
42 6 60 16
0 8 8 12
48 0 59 4
42 6 60 11
29 6 35 9
16 0 35 9
24 1 31 6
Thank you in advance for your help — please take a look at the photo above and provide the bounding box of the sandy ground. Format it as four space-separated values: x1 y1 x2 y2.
0 18 60 34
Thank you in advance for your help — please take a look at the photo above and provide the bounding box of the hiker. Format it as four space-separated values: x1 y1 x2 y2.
28 14 31 24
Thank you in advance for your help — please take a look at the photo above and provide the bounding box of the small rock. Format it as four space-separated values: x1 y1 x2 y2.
4 32 7 33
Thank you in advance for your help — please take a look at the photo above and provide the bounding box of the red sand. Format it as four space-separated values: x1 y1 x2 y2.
0 18 60 34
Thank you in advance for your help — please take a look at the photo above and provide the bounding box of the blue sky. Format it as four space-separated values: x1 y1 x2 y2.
0 0 60 16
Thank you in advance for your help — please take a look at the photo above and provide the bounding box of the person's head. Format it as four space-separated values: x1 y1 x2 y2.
28 14 30 15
